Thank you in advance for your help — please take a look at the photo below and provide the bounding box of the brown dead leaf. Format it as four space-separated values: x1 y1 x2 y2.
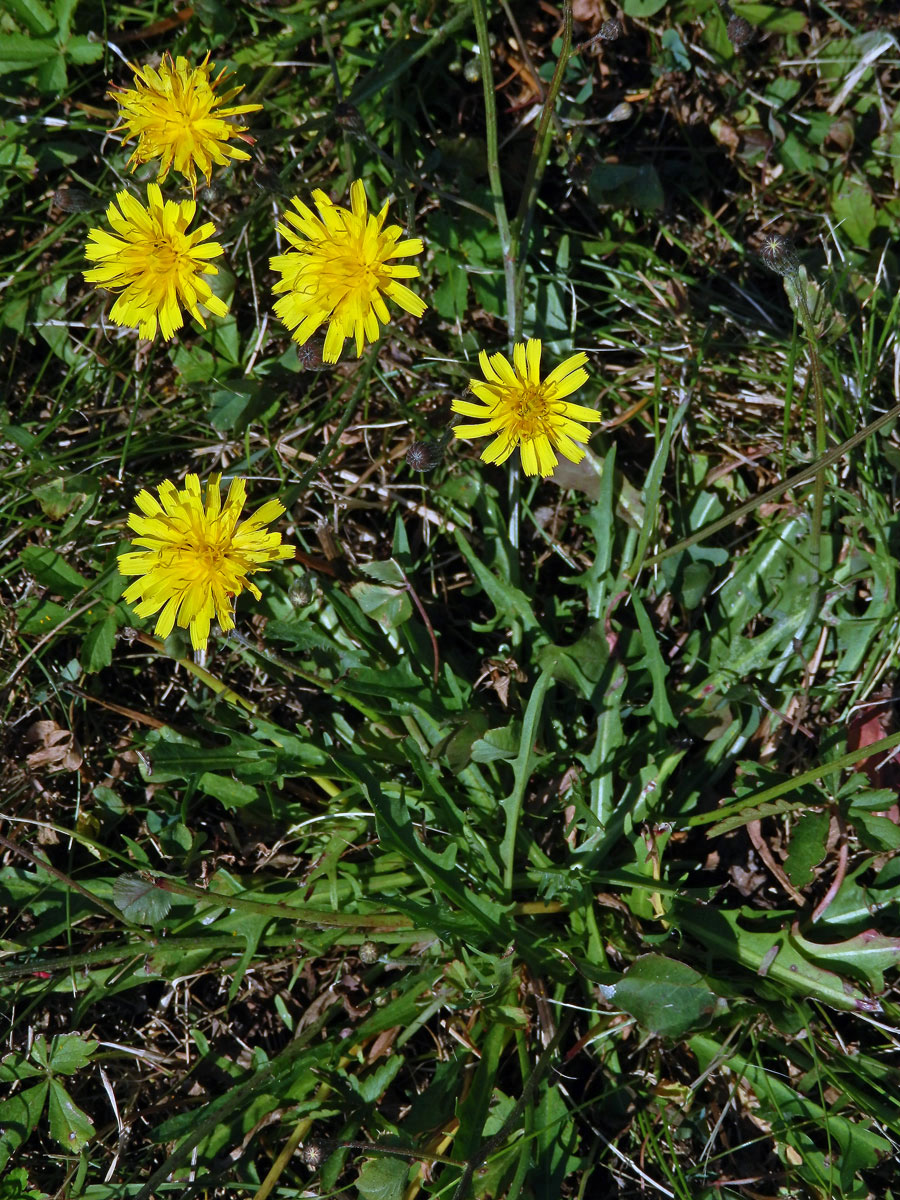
367 1026 400 1062
24 720 83 773
846 690 900 821
572 0 604 31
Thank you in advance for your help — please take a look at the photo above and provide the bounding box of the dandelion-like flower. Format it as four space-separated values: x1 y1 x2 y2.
270 178 426 363
84 184 228 340
118 474 294 651
110 52 262 192
452 339 599 477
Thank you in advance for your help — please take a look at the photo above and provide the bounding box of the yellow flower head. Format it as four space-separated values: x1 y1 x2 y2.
110 52 262 192
452 339 599 477
270 178 426 363
118 474 294 652
84 184 229 340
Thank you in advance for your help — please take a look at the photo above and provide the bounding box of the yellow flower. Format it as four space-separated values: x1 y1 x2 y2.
270 179 426 363
84 184 229 340
118 474 294 652
452 339 599 477
110 52 262 192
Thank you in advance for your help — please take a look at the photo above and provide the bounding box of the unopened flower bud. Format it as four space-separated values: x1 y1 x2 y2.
464 57 482 84
53 187 98 213
760 233 800 277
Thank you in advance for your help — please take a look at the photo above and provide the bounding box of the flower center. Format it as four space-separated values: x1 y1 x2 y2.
512 383 550 439
154 242 179 272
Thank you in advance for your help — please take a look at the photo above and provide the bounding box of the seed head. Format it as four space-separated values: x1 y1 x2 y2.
297 335 327 370
359 941 379 964
300 1141 325 1168
406 440 444 472
760 233 800 277
727 15 754 49
599 19 623 42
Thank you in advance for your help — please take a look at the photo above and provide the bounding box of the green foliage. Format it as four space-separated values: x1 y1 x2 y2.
3 0 900 1197
0 0 103 93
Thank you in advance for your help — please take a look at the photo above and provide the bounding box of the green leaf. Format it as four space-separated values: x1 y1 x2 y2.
470 723 521 763
363 776 509 939
631 596 677 727
453 529 539 633
500 670 555 888
361 558 408 586
732 3 807 32
832 175 877 248
588 162 664 210
612 954 716 1036
533 1083 580 1196
62 35 103 67
197 772 259 809
791 928 900 993
349 1055 405 1104
32 476 98 521
677 905 880 1012
661 28 691 70
784 810 830 888
350 580 413 629
146 725 329 785
81 612 119 673
680 560 714 610
20 545 90 599
853 810 900 851
706 796 806 837
4 0 55 35
112 874 173 924
47 1034 98 1074
691 1034 890 1188
355 1156 409 1200
30 1035 50 1070
0 1082 48 1171
0 1166 44 1200
17 598 70 637
0 34 57 73
209 384 257 432
623 0 667 15
47 1078 94 1153
537 625 609 699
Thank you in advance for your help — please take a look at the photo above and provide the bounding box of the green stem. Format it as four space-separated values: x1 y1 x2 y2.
500 670 554 894
451 1023 567 1200
688 725 900 827
637 398 900 571
511 1 573 338
625 385 689 581
226 627 386 723
147 873 418 930
0 832 124 924
470 0 517 341
291 352 375 495
785 270 828 576
508 461 521 556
